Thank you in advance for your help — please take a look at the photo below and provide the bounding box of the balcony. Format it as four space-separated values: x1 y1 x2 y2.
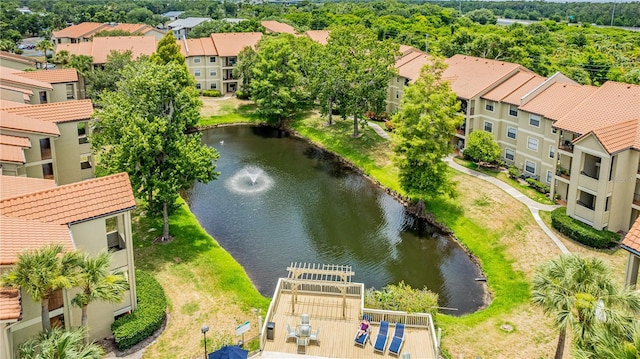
556 167 571 180
634 193 640 206
559 142 574 153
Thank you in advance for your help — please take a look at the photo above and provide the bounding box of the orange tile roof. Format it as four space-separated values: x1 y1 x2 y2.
305 30 329 45
443 55 527 100
0 66 52 90
210 32 263 57
0 288 21 321
501 75 547 105
261 20 297 35
179 37 218 57
3 99 93 123
622 216 640 254
574 119 640 155
0 111 60 135
482 71 538 102
554 82 640 135
0 215 74 265
109 23 153 34
0 175 55 199
52 22 109 39
15 68 78 84
0 144 25 163
1 172 136 225
55 37 158 64
395 51 431 84
0 134 30 148
0 99 28 108
0 50 37 65
519 82 597 120
399 45 418 55
0 84 33 103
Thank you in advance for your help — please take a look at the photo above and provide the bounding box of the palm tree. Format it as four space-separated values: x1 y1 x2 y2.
36 39 55 69
71 251 128 341
575 319 640 359
0 244 81 331
532 254 640 359
19 327 104 359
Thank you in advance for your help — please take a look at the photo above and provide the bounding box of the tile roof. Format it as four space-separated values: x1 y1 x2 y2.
109 23 154 34
0 111 60 135
0 99 28 108
622 216 640 254
0 50 37 65
1 172 135 225
52 22 109 39
519 82 597 120
482 72 538 102
395 51 431 84
209 32 262 57
0 144 25 163
0 175 55 199
0 288 21 321
305 30 329 45
14 68 78 84
0 215 74 265
3 99 93 123
501 75 547 105
0 66 52 90
443 55 527 100
574 119 640 155
261 20 297 35
55 36 158 64
168 17 211 30
179 37 217 57
553 82 640 135
0 134 30 148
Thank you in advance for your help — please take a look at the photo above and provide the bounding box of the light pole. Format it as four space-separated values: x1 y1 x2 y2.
201 325 209 359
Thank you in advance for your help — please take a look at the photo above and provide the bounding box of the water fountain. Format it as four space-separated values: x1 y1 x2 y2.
225 165 273 195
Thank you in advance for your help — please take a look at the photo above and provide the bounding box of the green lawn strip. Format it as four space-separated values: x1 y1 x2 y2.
453 157 554 205
133 197 270 312
199 113 261 127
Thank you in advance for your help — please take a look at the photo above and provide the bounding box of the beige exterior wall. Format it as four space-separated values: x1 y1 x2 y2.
49 82 81 102
625 253 639 289
186 55 223 92
51 120 94 185
0 88 29 103
386 76 406 113
0 128 56 179
0 58 36 71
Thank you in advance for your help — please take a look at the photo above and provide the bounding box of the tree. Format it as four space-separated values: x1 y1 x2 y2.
150 32 184 66
575 319 640 359
92 60 219 241
234 45 257 98
464 130 501 164
532 255 640 359
86 50 133 98
250 34 303 128
466 9 498 25
36 39 55 69
19 327 103 359
392 59 463 199
1 244 80 331
71 251 128 341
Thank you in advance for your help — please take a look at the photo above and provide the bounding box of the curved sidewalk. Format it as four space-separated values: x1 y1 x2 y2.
445 156 570 254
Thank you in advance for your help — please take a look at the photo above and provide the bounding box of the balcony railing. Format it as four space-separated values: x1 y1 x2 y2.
577 200 595 211
580 170 599 180
634 193 640 206
556 167 571 179
559 143 574 152
41 148 52 160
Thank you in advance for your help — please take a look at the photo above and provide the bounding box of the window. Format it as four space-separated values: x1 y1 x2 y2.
549 146 556 159
509 105 518 117
527 137 539 151
577 190 595 210
485 100 495 112
66 84 74 99
395 90 400 99
106 215 126 251
605 196 610 211
525 160 536 174
194 57 201 63
209 70 217 76
505 148 515 161
507 127 516 139
78 122 88 144
209 56 216 63
484 121 493 133
546 170 552 183
195 83 201 89
529 114 541 127
194 70 201 77
39 91 47 104
80 155 92 170
396 77 400 83
210 83 217 89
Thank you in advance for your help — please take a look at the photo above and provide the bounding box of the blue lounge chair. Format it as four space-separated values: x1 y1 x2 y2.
354 326 370 348
373 321 390 354
388 323 405 356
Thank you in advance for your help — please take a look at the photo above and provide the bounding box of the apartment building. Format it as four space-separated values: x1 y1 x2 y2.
56 36 159 67
622 217 640 289
51 22 165 44
167 17 211 39
0 173 137 359
14 68 84 102
261 20 297 35
0 100 95 184
0 51 41 71
0 66 53 104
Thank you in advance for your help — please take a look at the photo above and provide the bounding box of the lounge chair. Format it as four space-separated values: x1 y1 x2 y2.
309 327 320 345
285 323 297 342
373 321 390 354
354 326 370 348
388 323 405 356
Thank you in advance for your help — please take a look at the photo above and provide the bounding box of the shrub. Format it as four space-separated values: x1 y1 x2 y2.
364 281 438 317
464 131 501 164
235 90 250 100
384 120 394 132
508 166 521 179
111 270 167 350
550 208 620 249
202 90 222 97
525 178 550 194
366 111 389 122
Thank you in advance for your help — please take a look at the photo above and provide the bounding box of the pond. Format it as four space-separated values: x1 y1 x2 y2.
189 126 486 315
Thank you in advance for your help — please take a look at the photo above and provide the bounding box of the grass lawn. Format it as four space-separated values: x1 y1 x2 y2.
199 96 260 126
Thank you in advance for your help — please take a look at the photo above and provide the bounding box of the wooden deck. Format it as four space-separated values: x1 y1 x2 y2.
260 292 437 359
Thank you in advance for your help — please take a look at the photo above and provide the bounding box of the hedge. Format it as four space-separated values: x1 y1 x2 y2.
525 178 550 194
550 207 620 249
111 270 167 350
202 90 222 97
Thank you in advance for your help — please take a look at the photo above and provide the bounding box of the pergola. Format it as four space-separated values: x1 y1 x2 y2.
283 262 359 318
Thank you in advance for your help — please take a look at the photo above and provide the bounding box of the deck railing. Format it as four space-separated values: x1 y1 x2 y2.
279 280 362 296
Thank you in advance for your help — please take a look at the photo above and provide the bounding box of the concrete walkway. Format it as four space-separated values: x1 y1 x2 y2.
445 156 569 254
367 122 391 140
